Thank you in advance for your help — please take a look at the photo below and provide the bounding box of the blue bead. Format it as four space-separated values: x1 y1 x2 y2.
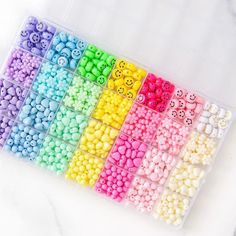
66 41 76 50
71 49 81 59
52 35 60 45
68 34 78 43
57 56 68 67
35 123 43 131
55 42 65 52
77 40 87 50
23 117 32 126
70 59 77 70
11 146 18 153
46 49 55 60
61 48 71 58
52 54 60 64
59 32 68 42
49 101 58 111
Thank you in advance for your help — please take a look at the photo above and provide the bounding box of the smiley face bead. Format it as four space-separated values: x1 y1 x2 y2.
167 88 204 127
77 44 116 86
196 102 232 139
108 59 146 99
46 31 87 70
137 73 175 112
19 16 56 57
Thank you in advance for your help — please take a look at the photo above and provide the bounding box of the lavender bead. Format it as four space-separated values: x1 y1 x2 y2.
0 115 14 147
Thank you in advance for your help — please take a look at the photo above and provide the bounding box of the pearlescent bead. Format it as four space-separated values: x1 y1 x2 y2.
4 48 42 88
49 105 88 145
151 117 190 155
36 135 75 175
79 119 118 159
4 123 45 160
108 59 147 99
153 189 190 226
92 89 132 129
66 150 104 187
18 92 59 132
32 61 73 102
167 160 205 197
180 131 217 165
107 133 147 172
196 101 232 139
122 103 161 143
0 115 14 147
125 176 162 212
77 44 116 86
94 162 133 202
137 146 177 185
63 75 102 116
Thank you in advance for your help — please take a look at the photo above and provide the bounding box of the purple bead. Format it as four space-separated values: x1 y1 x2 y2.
27 16 38 25
36 21 47 32
42 32 53 40
40 39 49 49
0 115 14 147
29 32 40 43
21 40 33 50
31 47 41 56
47 25 56 34
24 23 35 31
20 30 30 40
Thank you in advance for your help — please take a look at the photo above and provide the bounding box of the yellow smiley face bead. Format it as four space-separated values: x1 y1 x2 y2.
65 150 104 187
108 59 147 99
79 119 118 159
92 89 132 129
153 189 190 226
180 131 217 165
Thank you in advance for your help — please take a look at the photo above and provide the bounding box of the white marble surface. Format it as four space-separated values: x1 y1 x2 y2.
0 0 236 235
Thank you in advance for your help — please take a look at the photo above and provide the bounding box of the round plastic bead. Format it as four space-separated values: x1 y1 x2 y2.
79 119 118 159
49 106 88 145
63 75 102 116
32 61 73 102
36 135 75 175
66 150 104 187
92 89 132 129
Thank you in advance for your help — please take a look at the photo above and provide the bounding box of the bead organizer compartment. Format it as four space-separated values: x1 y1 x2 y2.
0 15 234 229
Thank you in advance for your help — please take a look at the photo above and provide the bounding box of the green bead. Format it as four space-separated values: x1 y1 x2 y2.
106 55 116 66
92 58 100 65
77 66 86 76
96 75 106 85
100 52 109 61
87 44 97 52
86 72 96 82
85 50 95 59
80 56 89 67
95 49 103 59
103 67 112 76
97 61 106 71
85 61 93 72
92 67 101 77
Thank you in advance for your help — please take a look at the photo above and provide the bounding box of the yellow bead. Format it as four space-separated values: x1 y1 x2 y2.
133 80 141 90
112 68 123 79
123 69 132 77
114 78 124 87
116 59 126 69
107 80 115 89
137 68 146 77
126 63 136 71
124 77 134 88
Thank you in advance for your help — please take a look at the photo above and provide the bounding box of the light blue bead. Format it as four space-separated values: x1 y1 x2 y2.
48 112 55 121
27 147 33 152
22 149 28 156
44 108 50 116
11 146 18 153
22 105 31 114
29 129 36 135
31 100 36 106
71 49 81 60
36 112 44 118
24 126 31 133
57 56 68 67
35 95 42 104
52 35 60 45
42 122 49 130
66 41 76 50
49 101 58 111
52 54 60 64
35 123 43 130
59 32 68 42
31 107 37 114
36 104 44 111
70 59 77 70
30 140 36 146
55 42 65 52
77 40 87 50
23 117 32 126
46 49 55 60
41 98 49 108
18 146 23 152
68 34 78 43
24 141 30 148
39 133 44 139
61 48 71 58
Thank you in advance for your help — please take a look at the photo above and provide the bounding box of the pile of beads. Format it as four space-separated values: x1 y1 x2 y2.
63 75 102 116
36 136 75 174
152 117 190 155
107 59 146 99
46 31 87 70
0 78 28 118
18 92 59 131
122 103 161 143
153 189 190 226
167 160 205 197
125 177 162 212
94 162 133 202
79 119 118 159
197 102 232 138
107 133 147 173
4 48 42 88
32 61 73 102
137 73 175 112
77 44 116 85
92 89 132 129
49 106 88 145
180 131 217 165
4 123 45 160
167 88 204 126
66 150 104 187
137 147 177 185
19 16 56 57
0 115 14 147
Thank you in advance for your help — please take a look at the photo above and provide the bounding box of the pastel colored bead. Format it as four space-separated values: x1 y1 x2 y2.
4 48 42 88
66 150 104 186
0 78 28 118
108 59 147 99
0 115 14 147
94 162 133 202
180 131 217 165
46 30 87 70
92 89 132 129
63 75 102 116
137 73 174 112
153 189 190 226
196 101 232 139
79 119 118 159
18 92 59 132
137 146 177 185
77 44 116 85
122 103 161 143
4 123 45 160
107 134 147 172
36 135 75 175
125 176 162 212
32 61 73 102
49 106 88 145
19 16 56 56
167 160 205 197
167 87 204 126
151 117 190 155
